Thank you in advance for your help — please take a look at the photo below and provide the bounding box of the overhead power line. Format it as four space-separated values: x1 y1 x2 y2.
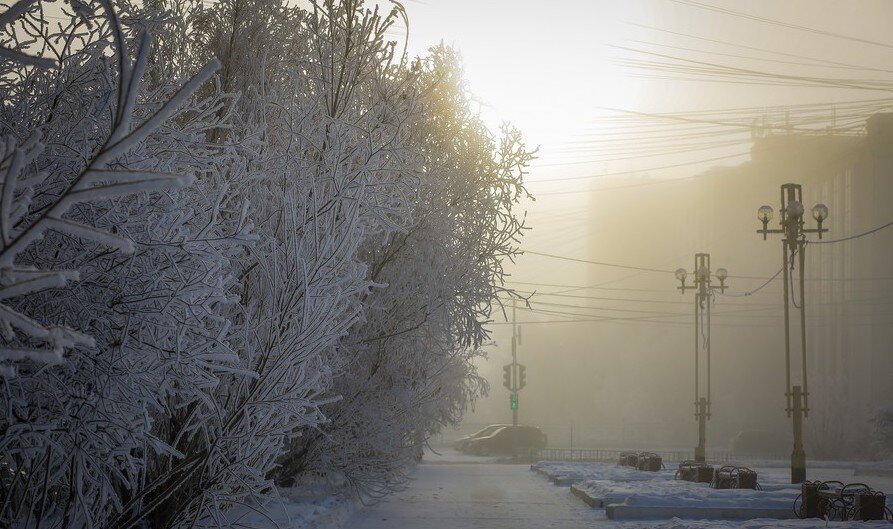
626 22 893 73
533 125 871 196
505 280 670 293
808 221 893 244
623 38 893 76
670 0 893 51
718 253 790 298
521 246 893 286
528 150 750 182
522 250 771 280
613 45 893 93
718 220 892 296
505 290 893 309
487 315 892 328
522 250 675 274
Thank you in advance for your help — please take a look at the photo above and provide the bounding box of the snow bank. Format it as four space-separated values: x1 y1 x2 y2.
532 460 676 485
216 487 356 529
617 518 892 529
535 460 892 521
599 485 800 521
618 486 800 508
536 460 807 520
571 477 799 508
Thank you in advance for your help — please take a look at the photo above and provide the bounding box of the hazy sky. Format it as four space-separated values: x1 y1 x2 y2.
399 0 893 188
393 0 893 271
389 1 893 444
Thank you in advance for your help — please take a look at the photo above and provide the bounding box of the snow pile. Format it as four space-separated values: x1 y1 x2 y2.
597 481 802 521
616 486 799 509
533 460 676 484
618 518 892 529
218 487 356 529
550 460 893 520
855 459 893 478
573 478 709 503
571 476 800 509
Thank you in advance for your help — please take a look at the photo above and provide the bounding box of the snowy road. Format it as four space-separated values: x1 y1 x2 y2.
342 452 893 529
344 459 606 529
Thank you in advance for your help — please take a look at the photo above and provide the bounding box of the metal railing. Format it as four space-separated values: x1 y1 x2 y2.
527 447 731 464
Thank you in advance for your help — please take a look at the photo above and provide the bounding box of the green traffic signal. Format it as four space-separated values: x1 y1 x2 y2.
510 393 518 410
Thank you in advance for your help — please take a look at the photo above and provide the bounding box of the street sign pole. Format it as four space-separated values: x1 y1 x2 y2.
502 300 529 458
512 301 518 426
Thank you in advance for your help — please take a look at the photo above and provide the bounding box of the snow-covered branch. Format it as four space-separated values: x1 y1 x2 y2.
0 0 219 377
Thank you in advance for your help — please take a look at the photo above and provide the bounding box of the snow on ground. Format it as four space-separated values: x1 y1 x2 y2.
533 459 892 523
215 484 356 529
421 446 503 464
216 456 893 528
532 460 677 483
613 518 892 529
345 461 610 529
856 460 893 478
754 464 893 498
535 459 893 495
572 479 799 509
612 486 798 509
535 461 801 513
342 458 891 529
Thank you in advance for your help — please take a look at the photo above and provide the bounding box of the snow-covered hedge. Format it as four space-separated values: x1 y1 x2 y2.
0 0 530 526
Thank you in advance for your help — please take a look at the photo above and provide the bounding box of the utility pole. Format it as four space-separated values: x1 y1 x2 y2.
512 300 518 427
675 254 728 462
503 299 526 426
757 183 828 484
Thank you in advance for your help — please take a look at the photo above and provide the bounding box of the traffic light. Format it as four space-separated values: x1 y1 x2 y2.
518 364 527 390
502 364 511 390
510 393 518 410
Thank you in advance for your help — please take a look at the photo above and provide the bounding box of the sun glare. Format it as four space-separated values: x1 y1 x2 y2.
402 1 643 166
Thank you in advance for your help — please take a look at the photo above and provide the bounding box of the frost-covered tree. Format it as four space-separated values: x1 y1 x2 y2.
283 44 533 499
121 0 428 525
1 0 531 524
153 0 533 504
0 0 218 377
0 1 244 527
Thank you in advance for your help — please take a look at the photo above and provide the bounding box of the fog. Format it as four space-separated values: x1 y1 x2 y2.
400 0 893 459
464 155 892 458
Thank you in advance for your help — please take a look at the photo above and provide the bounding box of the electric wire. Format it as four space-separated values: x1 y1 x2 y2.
717 221 893 298
807 220 893 244
522 250 777 280
626 22 893 74
718 263 785 297
527 150 751 182
522 250 675 274
612 45 893 93
669 0 893 51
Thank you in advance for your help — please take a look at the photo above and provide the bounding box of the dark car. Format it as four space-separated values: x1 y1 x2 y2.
454 424 511 452
465 425 547 456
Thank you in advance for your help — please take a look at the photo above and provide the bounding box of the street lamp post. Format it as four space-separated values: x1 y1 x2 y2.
756 182 828 484
675 253 728 462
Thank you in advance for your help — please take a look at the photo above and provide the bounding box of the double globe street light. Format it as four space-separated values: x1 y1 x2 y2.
675 254 728 462
756 182 828 484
